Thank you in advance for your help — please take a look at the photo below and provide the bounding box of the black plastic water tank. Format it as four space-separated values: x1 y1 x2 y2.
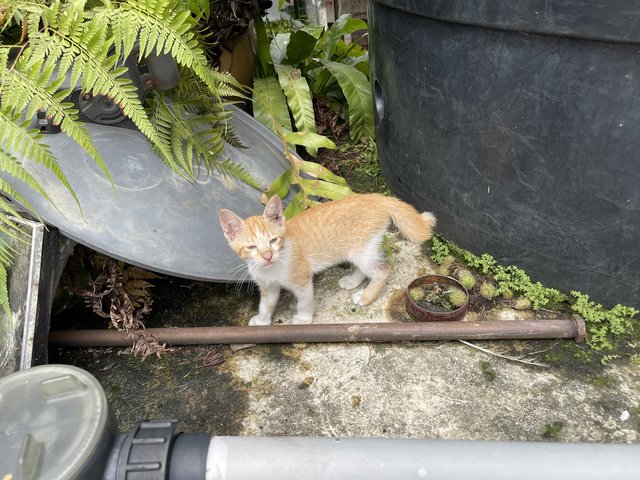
369 0 640 307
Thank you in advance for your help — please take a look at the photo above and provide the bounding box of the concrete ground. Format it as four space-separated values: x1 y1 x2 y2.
51 233 640 443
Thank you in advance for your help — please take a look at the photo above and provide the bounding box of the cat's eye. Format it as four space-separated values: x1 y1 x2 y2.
246 244 257 250
269 237 279 245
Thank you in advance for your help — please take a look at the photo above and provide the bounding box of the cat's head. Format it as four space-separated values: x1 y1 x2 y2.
219 195 286 268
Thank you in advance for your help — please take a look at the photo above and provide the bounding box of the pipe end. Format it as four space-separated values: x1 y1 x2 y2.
572 314 587 343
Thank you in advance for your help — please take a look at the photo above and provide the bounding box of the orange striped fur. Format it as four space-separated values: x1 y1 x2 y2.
219 193 436 325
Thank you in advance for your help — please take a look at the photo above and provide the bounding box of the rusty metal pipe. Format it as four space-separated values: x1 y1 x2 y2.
49 315 586 347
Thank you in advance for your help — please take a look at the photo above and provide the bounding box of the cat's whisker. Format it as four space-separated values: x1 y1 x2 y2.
226 264 247 281
224 265 255 296
235 274 252 295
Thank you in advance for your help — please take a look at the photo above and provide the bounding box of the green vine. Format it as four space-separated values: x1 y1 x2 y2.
430 234 639 354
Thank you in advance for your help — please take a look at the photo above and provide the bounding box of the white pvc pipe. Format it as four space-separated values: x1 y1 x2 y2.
205 436 639 480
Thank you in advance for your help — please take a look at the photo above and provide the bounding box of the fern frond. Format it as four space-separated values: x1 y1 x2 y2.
150 94 195 175
252 76 293 136
0 200 31 321
275 64 317 156
0 149 49 218
123 265 161 281
0 210 28 242
222 125 246 150
108 0 242 99
321 60 374 140
3 48 113 183
21 2 178 175
151 92 259 187
0 260 9 318
215 158 261 189
0 188 31 241
0 111 81 213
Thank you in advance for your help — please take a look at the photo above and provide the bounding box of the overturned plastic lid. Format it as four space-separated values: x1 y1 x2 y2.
4 107 291 280
0 364 116 480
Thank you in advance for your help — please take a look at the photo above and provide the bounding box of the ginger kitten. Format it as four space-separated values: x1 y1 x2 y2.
219 193 436 326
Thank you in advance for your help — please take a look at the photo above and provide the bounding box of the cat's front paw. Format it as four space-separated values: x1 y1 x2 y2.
249 314 272 326
292 314 313 325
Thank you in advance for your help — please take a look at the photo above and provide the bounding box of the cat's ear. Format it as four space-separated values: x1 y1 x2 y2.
219 209 245 241
263 195 285 227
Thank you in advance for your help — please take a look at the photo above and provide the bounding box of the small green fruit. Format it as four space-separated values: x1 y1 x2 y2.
442 255 455 266
448 289 468 308
514 298 532 310
436 264 450 276
409 287 424 302
455 269 476 290
479 282 497 299
500 287 514 300
436 255 455 275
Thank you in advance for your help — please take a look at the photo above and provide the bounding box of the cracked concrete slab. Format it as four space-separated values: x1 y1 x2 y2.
50 233 640 443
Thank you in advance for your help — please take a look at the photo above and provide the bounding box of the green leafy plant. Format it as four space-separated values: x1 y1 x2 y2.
252 13 374 155
264 130 352 218
569 291 638 352
0 0 257 317
431 235 566 310
252 14 372 217
430 234 639 355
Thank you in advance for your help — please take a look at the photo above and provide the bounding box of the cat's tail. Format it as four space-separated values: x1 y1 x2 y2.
384 196 437 243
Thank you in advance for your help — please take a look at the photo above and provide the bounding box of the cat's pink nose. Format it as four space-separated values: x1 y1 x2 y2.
262 251 273 262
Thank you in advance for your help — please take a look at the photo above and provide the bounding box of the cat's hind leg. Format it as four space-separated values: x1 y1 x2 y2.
349 231 390 306
350 255 390 306
351 263 390 306
338 268 366 290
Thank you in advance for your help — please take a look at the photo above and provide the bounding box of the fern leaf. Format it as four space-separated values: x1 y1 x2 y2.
283 131 336 150
266 167 294 200
22 1 176 173
222 126 246 150
0 211 29 242
104 0 245 173
0 153 49 219
297 159 349 186
275 64 317 156
215 158 261 189
252 77 293 136
299 178 352 201
124 266 161 280
0 112 81 213
0 189 32 241
151 93 259 187
0 260 9 319
4 51 114 183
321 60 374 140
284 26 323 66
125 279 155 291
322 15 368 61
110 0 239 98
151 95 194 176
283 190 317 219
